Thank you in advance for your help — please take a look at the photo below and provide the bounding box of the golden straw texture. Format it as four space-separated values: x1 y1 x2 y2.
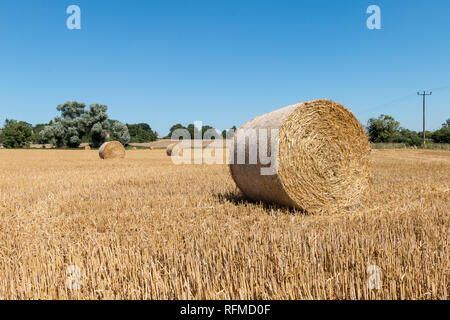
230 99 371 214
99 141 126 159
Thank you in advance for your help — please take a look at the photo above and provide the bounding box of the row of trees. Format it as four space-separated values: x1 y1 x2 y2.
0 101 159 148
367 115 450 145
38 102 130 148
0 120 33 149
2 107 448 148
167 124 237 139
127 123 158 143
165 117 450 145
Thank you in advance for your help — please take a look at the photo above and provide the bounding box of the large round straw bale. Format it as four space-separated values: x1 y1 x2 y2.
229 99 370 214
166 143 183 156
99 141 126 159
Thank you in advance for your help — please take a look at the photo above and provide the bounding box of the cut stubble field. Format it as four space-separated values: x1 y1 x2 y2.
0 149 448 299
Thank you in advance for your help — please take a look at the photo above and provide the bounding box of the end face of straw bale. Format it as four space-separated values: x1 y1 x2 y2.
278 100 371 213
166 143 183 156
99 141 126 159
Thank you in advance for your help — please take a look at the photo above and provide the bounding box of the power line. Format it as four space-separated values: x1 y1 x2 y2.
360 84 450 116
359 93 417 115
427 84 450 92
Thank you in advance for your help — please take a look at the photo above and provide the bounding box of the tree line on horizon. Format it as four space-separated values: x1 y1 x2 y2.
166 124 237 140
0 101 237 149
0 104 448 148
366 114 450 146
0 101 159 149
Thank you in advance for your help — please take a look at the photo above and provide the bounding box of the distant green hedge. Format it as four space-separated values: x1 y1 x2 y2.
371 143 450 150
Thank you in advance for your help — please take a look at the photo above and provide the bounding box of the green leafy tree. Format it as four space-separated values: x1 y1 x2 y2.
141 123 158 141
431 118 450 143
39 101 88 148
1 119 33 148
31 123 49 143
396 128 422 146
57 101 87 120
167 123 221 139
127 123 158 142
110 121 131 146
202 125 221 140
168 124 186 138
222 126 237 139
366 115 401 143
201 125 215 137
187 124 202 139
40 121 66 147
83 104 110 147
58 101 88 147
40 102 129 148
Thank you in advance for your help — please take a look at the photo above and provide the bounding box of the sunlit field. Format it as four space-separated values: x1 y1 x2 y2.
0 149 448 299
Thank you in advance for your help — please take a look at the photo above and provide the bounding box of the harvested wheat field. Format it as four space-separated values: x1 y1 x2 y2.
0 149 448 299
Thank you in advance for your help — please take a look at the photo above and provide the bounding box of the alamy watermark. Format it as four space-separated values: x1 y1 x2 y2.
366 5 381 30
67 5 81 30
168 121 278 176
66 265 82 290
367 265 382 290
65 5 380 31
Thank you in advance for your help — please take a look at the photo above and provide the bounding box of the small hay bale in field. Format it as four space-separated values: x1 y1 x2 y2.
85 145 91 151
229 99 371 214
166 143 183 156
132 147 137 151
99 141 126 159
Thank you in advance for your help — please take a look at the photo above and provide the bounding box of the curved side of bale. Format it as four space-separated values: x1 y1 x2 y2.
166 143 183 156
229 104 299 208
99 141 126 159
229 99 371 214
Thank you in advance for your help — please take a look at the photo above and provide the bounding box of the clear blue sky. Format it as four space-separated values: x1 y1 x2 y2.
0 0 449 135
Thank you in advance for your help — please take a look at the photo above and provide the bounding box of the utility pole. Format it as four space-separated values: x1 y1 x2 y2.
417 91 432 146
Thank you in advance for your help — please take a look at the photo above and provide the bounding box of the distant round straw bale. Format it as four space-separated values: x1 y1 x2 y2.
166 143 183 156
99 141 126 159
132 147 137 151
229 99 371 214
85 145 91 151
